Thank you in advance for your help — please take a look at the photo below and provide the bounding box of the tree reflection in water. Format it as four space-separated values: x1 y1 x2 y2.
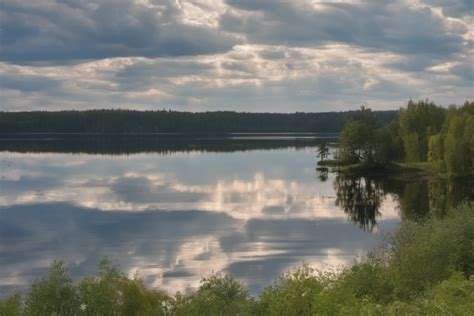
316 167 329 182
333 174 384 232
331 171 473 232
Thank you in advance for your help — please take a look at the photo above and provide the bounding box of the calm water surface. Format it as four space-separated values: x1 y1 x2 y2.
0 135 471 297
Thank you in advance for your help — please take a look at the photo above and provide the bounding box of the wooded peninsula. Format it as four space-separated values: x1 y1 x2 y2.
319 100 473 179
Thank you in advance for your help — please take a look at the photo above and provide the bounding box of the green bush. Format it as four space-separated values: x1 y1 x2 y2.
78 258 170 315
422 272 474 315
24 261 80 316
170 274 253 315
0 293 22 316
387 203 474 298
259 264 327 315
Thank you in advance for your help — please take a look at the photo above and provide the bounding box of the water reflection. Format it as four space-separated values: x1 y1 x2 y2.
333 174 384 232
315 167 329 183
331 172 473 229
0 134 333 155
0 203 396 297
0 137 472 298
393 177 473 220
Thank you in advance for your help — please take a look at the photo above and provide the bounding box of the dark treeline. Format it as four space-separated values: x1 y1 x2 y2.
0 109 397 133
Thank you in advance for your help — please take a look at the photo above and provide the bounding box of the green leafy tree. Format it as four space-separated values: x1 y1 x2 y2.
428 133 443 162
403 132 421 162
259 265 326 315
399 99 445 162
374 127 393 165
339 119 366 163
78 258 170 315
0 293 22 316
339 106 383 164
24 261 80 315
171 274 253 315
444 115 470 175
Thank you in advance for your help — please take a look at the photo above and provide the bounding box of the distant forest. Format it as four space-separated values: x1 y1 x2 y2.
0 109 397 133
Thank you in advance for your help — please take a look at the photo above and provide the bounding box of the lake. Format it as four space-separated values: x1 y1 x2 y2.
0 134 472 297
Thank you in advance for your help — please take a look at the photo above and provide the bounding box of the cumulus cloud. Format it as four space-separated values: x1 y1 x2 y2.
0 0 472 111
0 0 238 63
221 0 468 56
421 0 474 18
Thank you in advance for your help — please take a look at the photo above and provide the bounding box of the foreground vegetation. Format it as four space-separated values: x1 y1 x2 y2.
2 203 473 315
325 100 473 178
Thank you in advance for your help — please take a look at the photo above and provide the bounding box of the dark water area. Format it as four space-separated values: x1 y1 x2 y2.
0 133 336 155
0 134 472 297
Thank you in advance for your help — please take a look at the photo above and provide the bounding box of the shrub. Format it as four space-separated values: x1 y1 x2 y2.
78 258 170 315
259 264 327 315
24 261 80 315
171 273 253 315
0 293 22 316
387 203 474 299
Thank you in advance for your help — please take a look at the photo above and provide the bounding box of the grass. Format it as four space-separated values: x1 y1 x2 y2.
396 161 442 172
1 203 473 315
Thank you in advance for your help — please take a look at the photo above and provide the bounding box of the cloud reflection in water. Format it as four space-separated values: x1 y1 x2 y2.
0 148 399 296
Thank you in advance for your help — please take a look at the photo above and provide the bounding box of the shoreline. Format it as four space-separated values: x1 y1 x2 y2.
317 159 473 181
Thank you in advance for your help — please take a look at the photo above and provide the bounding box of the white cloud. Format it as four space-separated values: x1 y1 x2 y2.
0 0 472 111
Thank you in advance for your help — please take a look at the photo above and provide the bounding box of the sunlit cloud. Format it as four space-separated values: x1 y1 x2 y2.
0 0 471 111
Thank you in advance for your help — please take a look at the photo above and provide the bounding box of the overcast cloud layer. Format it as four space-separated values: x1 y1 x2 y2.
0 0 473 112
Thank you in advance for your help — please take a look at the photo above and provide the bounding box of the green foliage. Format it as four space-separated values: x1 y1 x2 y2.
339 106 379 164
425 272 474 315
402 132 421 162
373 127 393 164
443 108 473 176
259 264 326 315
399 99 446 162
387 204 474 299
171 274 253 316
336 99 473 178
339 119 366 163
0 293 22 316
2 259 170 316
337 253 394 304
24 261 80 316
78 258 170 315
396 99 472 176
428 133 443 162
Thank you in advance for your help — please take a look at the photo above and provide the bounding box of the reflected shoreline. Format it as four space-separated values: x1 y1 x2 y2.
0 134 337 155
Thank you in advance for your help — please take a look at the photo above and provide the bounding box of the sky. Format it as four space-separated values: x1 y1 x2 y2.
0 0 473 112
